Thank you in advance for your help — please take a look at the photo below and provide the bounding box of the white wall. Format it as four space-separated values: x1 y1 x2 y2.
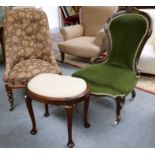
41 6 59 29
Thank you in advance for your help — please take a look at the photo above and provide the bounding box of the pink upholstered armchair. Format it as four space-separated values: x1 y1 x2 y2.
58 6 118 63
3 8 61 111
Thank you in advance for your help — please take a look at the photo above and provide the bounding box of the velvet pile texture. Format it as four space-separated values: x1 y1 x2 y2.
73 14 148 97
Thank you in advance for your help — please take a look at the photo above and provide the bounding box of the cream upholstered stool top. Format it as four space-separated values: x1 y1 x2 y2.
28 73 87 98
25 73 90 148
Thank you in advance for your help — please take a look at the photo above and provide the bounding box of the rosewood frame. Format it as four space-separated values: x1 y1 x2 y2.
24 85 90 148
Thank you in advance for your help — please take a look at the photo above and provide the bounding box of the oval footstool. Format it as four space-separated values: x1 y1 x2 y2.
24 73 90 148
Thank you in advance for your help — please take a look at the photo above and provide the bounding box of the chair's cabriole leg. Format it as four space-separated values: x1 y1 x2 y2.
5 84 14 111
61 52 65 62
24 94 37 135
130 89 136 101
64 105 74 148
44 104 49 117
115 96 125 125
84 93 90 128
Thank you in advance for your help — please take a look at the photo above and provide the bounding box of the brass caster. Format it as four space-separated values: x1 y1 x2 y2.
114 117 120 125
114 120 119 125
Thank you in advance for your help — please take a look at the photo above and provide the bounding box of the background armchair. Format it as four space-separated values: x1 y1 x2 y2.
3 8 61 111
58 6 118 63
73 8 152 124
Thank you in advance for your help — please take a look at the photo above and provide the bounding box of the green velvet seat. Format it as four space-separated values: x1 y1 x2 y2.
73 63 137 97
72 7 152 124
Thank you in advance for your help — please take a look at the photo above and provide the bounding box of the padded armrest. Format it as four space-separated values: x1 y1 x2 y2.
94 29 107 50
60 24 84 41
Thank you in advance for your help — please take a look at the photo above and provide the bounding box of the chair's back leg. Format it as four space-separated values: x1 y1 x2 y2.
130 89 136 101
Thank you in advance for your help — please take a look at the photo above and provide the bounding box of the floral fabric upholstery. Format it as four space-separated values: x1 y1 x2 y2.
3 8 61 86
8 59 59 86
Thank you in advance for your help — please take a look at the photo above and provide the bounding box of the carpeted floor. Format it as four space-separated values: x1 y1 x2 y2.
0 63 155 148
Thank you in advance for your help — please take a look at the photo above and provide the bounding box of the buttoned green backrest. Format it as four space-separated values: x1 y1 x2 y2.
107 13 149 72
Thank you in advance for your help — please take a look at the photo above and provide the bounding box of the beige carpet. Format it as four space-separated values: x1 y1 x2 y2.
136 75 155 95
51 32 155 95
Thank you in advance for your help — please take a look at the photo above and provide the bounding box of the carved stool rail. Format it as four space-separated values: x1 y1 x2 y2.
24 73 90 148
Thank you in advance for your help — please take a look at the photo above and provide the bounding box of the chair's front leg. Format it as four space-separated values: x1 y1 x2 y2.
4 84 14 111
115 96 125 125
64 105 74 148
24 95 37 135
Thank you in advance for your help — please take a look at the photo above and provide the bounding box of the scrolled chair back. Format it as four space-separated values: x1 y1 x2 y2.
105 7 152 75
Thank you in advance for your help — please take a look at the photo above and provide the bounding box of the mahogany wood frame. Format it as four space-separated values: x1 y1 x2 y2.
24 85 90 148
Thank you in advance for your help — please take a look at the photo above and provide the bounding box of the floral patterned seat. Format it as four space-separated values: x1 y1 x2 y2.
3 8 61 111
8 59 59 86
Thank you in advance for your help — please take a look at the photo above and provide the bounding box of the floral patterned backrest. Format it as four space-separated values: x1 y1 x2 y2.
3 8 55 69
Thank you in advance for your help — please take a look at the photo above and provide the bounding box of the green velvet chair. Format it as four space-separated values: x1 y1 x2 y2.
72 7 152 124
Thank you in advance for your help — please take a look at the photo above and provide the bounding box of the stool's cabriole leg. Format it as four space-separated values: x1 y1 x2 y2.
44 104 49 117
84 93 90 128
65 105 74 148
24 94 37 135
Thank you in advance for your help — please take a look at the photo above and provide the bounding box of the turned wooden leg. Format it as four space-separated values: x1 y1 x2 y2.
44 104 49 117
24 95 37 135
61 52 65 62
130 89 136 101
65 105 74 148
5 84 14 111
115 96 125 125
83 93 90 128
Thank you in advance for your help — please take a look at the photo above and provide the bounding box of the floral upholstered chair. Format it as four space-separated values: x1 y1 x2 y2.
3 8 61 111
